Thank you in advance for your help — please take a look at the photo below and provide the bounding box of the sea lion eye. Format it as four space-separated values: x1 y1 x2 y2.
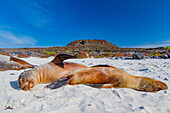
22 78 26 82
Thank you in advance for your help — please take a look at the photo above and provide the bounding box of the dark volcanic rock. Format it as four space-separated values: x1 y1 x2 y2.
132 53 144 59
149 55 160 59
10 73 15 75
160 54 169 59
164 78 168 81
167 53 170 58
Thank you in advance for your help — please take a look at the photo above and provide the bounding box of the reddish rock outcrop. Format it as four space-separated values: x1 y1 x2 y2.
76 51 90 58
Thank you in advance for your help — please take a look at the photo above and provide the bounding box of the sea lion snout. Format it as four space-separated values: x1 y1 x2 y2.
18 70 35 91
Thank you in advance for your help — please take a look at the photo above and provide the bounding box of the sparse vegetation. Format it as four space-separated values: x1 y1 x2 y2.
164 46 170 49
95 55 105 58
36 55 51 58
104 52 112 57
0 52 9 56
112 54 125 57
76 55 84 58
44 51 56 55
150 51 161 56
65 50 72 53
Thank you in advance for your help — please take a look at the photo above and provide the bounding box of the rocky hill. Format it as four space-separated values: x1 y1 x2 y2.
67 39 119 48
66 39 119 52
0 39 169 58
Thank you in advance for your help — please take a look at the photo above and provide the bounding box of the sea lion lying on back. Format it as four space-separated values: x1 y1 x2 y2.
0 54 34 71
18 54 88 91
46 65 168 92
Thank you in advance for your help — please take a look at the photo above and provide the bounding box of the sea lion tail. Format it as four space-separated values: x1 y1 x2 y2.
136 77 168 92
45 77 68 89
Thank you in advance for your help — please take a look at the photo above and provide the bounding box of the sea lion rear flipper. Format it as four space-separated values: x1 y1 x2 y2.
51 54 77 68
86 84 114 88
45 77 68 89
85 84 104 88
10 56 35 68
135 77 168 92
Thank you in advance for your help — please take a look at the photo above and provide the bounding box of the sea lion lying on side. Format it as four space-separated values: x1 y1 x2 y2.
46 65 168 92
0 54 34 71
18 54 88 91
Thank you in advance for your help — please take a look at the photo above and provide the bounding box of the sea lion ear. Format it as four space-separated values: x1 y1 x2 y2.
51 54 77 68
10 56 34 69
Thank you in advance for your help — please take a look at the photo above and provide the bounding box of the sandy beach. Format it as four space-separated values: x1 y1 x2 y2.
0 56 169 113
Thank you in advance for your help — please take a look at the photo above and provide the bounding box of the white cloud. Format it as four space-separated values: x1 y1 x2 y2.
18 1 54 28
130 39 170 48
0 30 37 48
0 26 12 29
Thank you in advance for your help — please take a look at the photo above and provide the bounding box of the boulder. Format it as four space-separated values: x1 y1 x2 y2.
167 53 170 58
76 51 90 58
132 53 144 59
160 54 169 59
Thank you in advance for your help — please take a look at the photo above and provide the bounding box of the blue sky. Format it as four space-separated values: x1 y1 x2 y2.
0 0 170 48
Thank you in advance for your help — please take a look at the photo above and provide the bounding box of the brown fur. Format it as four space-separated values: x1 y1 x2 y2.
10 56 34 68
18 54 168 92
65 66 168 92
18 54 88 91
0 56 34 71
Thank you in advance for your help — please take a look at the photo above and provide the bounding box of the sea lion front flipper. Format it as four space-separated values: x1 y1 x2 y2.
51 54 77 68
10 56 35 68
45 77 68 89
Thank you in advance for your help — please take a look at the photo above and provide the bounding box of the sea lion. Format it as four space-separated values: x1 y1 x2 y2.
10 56 35 68
0 54 34 71
46 65 168 92
18 54 88 91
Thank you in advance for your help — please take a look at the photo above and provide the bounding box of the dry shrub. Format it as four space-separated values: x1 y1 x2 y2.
18 54 30 58
36 55 51 58
0 52 10 56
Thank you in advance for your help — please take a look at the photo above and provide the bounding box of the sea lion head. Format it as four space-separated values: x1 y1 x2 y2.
18 70 35 91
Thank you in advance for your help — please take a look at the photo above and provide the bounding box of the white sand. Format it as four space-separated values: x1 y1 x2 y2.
0 56 169 113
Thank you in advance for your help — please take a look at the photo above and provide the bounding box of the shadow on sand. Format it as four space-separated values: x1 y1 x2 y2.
10 80 20 90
